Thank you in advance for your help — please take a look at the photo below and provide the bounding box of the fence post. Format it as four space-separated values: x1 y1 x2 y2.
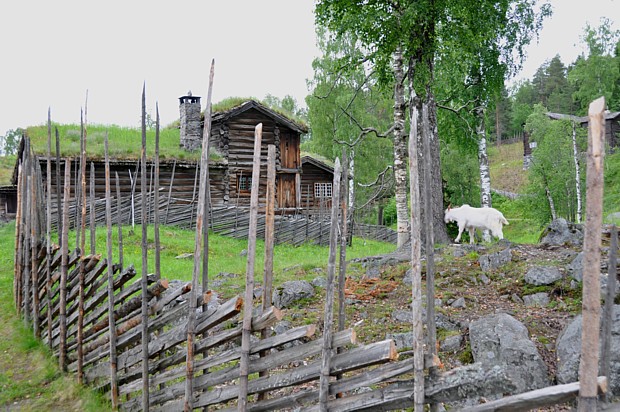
239 122 263 410
105 132 120 409
140 83 150 411
59 158 71 371
578 96 605 412
319 157 341 411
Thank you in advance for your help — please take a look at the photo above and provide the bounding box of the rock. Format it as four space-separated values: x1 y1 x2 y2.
311 276 327 289
524 266 562 285
386 332 414 351
556 306 620 393
539 218 583 246
523 292 550 307
436 313 460 331
272 320 302 349
441 334 463 352
478 248 512 272
469 313 549 394
175 252 193 259
479 274 491 285
391 310 411 323
272 280 315 309
365 265 381 279
607 212 620 223
239 249 248 257
451 297 466 308
567 252 584 281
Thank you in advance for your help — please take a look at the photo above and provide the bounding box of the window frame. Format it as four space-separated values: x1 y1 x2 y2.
314 182 332 198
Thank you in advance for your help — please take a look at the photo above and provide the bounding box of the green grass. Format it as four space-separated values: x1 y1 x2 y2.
23 124 213 162
0 154 16 185
0 221 110 411
67 225 395 298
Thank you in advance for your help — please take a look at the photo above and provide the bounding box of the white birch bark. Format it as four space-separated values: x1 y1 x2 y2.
476 107 492 242
572 121 582 223
393 46 410 248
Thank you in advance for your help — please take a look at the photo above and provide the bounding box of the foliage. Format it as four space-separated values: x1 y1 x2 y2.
568 18 620 112
604 150 620 220
441 140 480 207
0 128 23 156
304 27 395 209
0 155 16 186
524 105 586 223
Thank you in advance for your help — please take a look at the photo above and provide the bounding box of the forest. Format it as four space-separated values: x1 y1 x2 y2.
267 2 620 248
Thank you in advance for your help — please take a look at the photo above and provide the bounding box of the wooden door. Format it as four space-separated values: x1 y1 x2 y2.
277 174 297 208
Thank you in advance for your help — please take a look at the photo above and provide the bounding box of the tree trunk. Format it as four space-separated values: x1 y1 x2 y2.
476 106 492 242
408 69 424 412
417 93 449 246
579 96 605 412
393 46 410 248
572 121 582 223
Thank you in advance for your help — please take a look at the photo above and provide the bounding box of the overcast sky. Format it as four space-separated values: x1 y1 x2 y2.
0 0 618 137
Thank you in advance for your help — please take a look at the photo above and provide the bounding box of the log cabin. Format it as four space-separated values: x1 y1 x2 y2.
2 97 343 222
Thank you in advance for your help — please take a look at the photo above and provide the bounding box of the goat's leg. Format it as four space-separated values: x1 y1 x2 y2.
455 223 465 243
468 227 475 244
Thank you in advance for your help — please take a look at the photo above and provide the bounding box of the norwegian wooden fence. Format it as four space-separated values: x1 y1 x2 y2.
42 187 397 246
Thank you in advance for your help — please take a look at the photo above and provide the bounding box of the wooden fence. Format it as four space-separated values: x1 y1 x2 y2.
43 190 398 246
15 93 612 411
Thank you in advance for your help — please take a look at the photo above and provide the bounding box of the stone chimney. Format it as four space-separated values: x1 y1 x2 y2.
179 91 202 151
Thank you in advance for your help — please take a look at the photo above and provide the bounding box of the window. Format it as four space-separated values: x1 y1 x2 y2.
238 175 252 192
314 182 332 198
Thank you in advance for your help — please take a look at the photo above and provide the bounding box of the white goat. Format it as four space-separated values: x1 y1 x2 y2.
444 204 509 244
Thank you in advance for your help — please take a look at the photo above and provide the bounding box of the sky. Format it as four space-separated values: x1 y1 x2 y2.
0 0 619 137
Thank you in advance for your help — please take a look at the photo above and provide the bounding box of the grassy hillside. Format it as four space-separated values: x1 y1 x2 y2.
24 124 204 161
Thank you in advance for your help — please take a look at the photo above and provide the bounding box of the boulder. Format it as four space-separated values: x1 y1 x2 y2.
539 218 583 246
272 280 315 309
469 313 549 394
523 292 550 307
524 266 562 285
567 252 584 281
478 248 512 272
556 305 620 393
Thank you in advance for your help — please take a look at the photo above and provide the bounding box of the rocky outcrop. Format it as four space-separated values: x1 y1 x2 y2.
469 313 549 394
556 305 620 393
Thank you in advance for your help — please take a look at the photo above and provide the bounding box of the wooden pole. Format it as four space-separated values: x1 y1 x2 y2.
105 132 120 409
165 160 176 225
59 158 72 371
578 96 605 412
140 83 150 411
14 159 23 311
602 225 617 404
262 145 276 315
185 59 215 412
258 144 276 400
202 98 213 307
154 104 161 281
422 103 437 400
409 97 424 412
55 128 62 244
31 166 40 337
338 150 349 334
238 122 263 411
319 157 342 411
115 172 124 272
23 165 31 325
77 108 88 384
46 109 53 349
90 162 96 254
